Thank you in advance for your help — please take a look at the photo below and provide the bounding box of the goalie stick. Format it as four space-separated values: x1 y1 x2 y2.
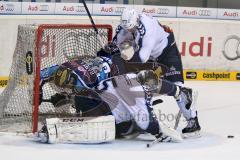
174 111 181 130
82 0 105 48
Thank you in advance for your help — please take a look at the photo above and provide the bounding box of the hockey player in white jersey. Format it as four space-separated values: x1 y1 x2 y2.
111 8 201 137
97 70 183 142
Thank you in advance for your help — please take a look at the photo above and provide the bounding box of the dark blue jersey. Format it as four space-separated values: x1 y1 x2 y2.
40 56 112 92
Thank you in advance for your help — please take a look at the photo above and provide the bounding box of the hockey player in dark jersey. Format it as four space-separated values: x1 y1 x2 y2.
39 53 118 115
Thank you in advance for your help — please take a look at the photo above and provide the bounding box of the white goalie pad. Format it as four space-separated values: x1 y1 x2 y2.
44 115 115 144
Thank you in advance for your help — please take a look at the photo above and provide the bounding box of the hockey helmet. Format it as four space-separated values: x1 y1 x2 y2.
54 66 76 88
120 8 139 30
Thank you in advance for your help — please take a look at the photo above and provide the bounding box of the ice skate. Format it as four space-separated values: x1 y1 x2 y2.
182 116 201 138
176 87 201 138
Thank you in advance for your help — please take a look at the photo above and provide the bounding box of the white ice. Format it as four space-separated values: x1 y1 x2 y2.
0 81 240 160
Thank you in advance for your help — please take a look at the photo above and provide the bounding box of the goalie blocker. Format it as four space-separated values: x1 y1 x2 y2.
37 115 115 144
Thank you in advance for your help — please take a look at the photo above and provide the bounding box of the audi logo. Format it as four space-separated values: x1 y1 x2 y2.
40 5 49 11
222 35 240 61
198 10 211 16
6 4 14 10
76 6 85 12
157 8 169 15
0 4 15 12
114 7 125 14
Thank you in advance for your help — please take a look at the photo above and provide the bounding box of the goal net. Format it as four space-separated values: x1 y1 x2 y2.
0 24 112 133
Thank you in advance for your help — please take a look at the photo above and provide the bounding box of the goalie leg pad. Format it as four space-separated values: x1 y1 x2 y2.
43 116 115 144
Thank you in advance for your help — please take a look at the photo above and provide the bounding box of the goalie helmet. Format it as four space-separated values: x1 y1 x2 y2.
53 66 76 88
121 8 139 30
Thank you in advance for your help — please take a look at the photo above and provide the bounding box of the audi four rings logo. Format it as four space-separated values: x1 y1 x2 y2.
157 8 169 14
40 5 49 11
115 7 125 14
198 10 211 16
76 6 85 12
222 35 240 60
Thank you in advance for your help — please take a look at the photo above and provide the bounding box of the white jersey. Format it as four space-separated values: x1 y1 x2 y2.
97 73 150 130
113 14 169 62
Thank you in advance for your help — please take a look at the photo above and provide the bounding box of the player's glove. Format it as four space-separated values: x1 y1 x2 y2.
104 42 120 55
97 42 120 57
97 48 112 57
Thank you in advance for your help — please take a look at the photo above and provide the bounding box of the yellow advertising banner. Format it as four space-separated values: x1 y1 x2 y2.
0 71 239 88
184 70 240 81
0 77 9 88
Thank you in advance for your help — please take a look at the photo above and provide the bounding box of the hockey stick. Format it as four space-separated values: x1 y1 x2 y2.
146 120 183 148
146 135 170 148
174 110 181 130
82 0 105 48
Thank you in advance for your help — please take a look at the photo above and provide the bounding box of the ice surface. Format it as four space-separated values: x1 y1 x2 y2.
0 81 240 160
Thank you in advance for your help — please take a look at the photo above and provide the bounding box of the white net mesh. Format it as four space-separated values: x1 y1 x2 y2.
0 24 112 133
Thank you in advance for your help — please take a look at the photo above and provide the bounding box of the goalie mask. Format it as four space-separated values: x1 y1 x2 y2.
54 66 76 89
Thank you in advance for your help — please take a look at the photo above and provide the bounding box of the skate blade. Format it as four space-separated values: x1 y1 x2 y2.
182 131 201 139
